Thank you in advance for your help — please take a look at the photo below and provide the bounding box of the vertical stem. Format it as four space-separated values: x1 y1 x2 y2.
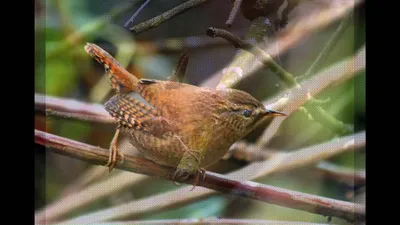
301 12 353 80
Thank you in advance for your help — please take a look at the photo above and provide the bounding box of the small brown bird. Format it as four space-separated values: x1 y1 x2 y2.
84 43 286 185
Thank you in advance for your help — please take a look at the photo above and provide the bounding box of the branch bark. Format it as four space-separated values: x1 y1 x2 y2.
35 130 365 223
56 130 364 224
225 0 243 27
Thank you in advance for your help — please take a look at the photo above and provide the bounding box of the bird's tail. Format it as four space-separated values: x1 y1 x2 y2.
84 43 139 93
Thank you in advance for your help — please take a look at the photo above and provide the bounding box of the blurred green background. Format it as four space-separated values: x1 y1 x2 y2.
35 0 365 224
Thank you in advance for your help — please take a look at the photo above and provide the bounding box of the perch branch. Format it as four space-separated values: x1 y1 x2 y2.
60 131 365 224
35 130 364 223
225 0 243 27
35 93 115 124
36 139 148 224
129 0 211 34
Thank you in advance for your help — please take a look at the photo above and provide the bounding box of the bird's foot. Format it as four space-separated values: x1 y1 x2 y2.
171 168 206 191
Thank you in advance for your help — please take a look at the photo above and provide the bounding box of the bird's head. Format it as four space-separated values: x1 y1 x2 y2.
216 88 286 138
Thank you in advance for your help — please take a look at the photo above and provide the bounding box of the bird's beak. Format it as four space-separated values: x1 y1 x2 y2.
264 109 287 117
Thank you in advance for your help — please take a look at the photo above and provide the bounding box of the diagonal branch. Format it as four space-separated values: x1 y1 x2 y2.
124 0 152 27
207 27 298 88
258 45 365 145
207 27 354 135
129 0 212 34
200 0 361 88
226 142 365 186
35 130 365 223
316 161 365 186
225 0 243 27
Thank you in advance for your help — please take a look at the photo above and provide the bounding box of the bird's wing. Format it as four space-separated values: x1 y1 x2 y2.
105 94 177 138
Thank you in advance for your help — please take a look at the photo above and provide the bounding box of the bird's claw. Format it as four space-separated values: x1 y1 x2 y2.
172 168 192 182
171 168 207 191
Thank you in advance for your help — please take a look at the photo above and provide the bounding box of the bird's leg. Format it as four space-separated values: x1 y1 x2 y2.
172 150 201 186
174 135 202 163
171 135 203 189
106 127 124 172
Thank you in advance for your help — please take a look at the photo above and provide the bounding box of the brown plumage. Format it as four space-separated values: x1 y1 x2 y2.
85 43 286 185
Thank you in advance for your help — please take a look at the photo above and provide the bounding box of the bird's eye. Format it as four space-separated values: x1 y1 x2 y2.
243 109 252 118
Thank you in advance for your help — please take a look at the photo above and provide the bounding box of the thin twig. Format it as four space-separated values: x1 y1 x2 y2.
129 0 211 34
214 16 277 90
72 218 333 225
124 0 152 27
35 93 115 124
226 0 243 27
35 130 365 223
207 27 298 88
200 0 361 88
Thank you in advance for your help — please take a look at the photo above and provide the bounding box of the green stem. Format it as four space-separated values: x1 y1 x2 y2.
300 12 353 81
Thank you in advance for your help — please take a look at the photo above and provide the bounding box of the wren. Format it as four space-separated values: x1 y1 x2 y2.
84 43 286 186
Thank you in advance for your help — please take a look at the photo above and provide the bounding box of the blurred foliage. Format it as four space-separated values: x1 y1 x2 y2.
35 0 365 224
143 196 230 220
